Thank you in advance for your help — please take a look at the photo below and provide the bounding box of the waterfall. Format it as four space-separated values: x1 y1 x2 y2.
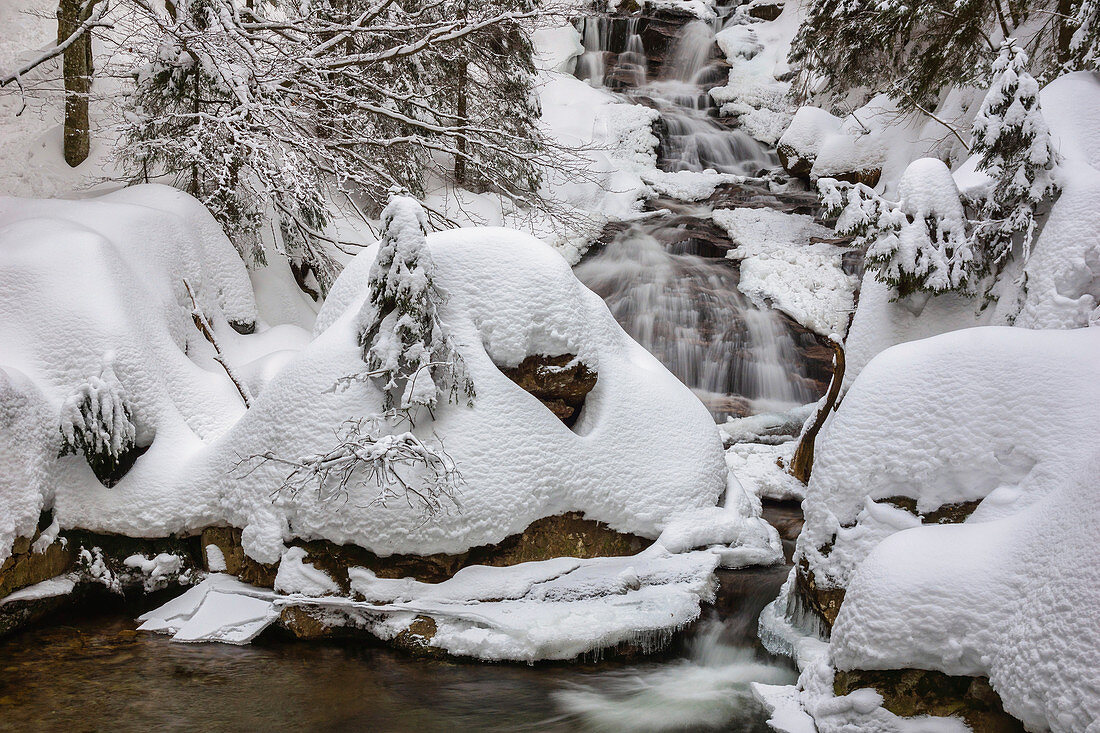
572 13 822 418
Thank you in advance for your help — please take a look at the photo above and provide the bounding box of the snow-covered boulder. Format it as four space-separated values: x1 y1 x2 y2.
0 185 274 562
797 326 1100 594
765 326 1100 731
774 106 886 187
210 226 738 563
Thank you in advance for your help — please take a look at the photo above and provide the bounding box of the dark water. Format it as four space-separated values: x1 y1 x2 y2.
0 563 793 733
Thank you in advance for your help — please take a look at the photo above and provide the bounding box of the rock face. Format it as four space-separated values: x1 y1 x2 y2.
0 534 76 600
834 669 1025 733
793 496 984 632
579 6 714 84
499 354 598 427
746 1 785 20
202 512 648 590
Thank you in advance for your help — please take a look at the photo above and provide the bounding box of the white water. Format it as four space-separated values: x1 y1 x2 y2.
573 15 818 418
552 621 796 731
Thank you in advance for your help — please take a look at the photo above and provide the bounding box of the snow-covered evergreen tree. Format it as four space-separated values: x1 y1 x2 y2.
822 160 978 298
59 363 139 487
1069 0 1099 71
970 41 1061 269
788 0 1086 108
357 191 474 412
819 178 902 250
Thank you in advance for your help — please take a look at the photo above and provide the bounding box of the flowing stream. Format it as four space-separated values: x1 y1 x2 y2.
573 13 827 418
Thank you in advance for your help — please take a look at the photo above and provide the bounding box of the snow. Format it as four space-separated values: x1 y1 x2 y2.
719 402 815 445
0 575 76 606
655 505 782 567
725 442 805 501
122 553 185 592
216 226 745 563
777 107 842 164
203 544 227 573
768 326 1100 731
712 207 857 335
137 574 279 645
140 548 727 662
710 4 803 145
843 72 1100 384
273 547 341 597
0 185 310 564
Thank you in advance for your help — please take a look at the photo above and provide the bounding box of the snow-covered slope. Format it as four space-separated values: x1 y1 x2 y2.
843 72 1100 383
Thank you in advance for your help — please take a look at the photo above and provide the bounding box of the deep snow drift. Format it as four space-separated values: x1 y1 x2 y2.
759 326 1100 732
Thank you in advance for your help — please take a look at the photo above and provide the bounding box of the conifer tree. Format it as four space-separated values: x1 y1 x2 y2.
357 191 474 412
59 363 139 487
1069 0 1099 70
970 41 1061 269
821 159 979 298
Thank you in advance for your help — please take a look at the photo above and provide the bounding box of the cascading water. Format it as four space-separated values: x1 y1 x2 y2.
573 14 822 417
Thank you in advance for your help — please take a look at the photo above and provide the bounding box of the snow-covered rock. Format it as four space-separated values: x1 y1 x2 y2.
0 185 280 563
213 226 744 563
712 207 857 336
773 326 1100 731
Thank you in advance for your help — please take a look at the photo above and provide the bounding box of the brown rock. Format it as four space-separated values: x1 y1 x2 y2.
200 527 278 587
835 669 1025 732
878 496 982 524
794 556 845 629
278 605 338 640
747 1 784 20
777 144 813 181
499 354 597 427
0 539 76 600
393 615 443 657
828 168 882 188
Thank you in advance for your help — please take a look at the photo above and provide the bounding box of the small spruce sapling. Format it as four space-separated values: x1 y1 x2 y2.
59 362 140 487
970 40 1061 270
820 158 978 298
357 190 474 412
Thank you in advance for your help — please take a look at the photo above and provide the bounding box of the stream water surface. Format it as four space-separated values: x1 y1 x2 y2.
0 564 794 732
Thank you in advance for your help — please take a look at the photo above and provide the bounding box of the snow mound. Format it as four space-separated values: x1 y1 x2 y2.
0 185 285 562
798 327 1100 591
813 326 1100 731
760 327 1100 731
212 226 745 563
712 207 857 335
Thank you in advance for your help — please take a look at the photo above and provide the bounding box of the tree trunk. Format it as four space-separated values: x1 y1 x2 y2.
788 337 846 484
57 0 98 168
454 63 469 185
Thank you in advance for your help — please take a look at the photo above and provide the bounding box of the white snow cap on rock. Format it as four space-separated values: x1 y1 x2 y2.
796 326 1100 731
215 226 738 563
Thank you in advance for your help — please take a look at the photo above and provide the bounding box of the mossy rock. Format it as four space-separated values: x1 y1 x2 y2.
835 669 1025 732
